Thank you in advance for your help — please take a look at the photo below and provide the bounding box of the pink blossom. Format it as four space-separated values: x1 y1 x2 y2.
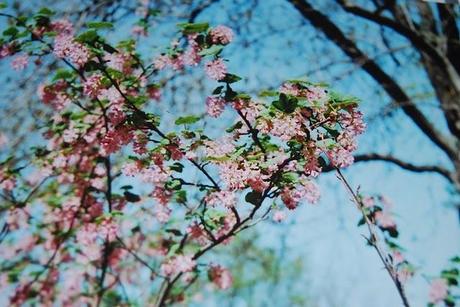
62 126 79 143
259 115 305 141
216 215 236 242
132 25 147 36
205 137 235 158
98 218 118 241
170 55 184 70
1 177 16 191
0 133 8 147
98 86 124 105
327 147 354 168
392 251 404 265
101 127 132 156
133 134 148 155
161 255 196 277
210 25 234 45
429 278 448 304
186 222 208 245
51 19 74 36
0 44 13 59
54 35 90 67
154 54 170 70
122 161 141 176
152 187 172 205
90 177 105 190
208 264 233 289
341 109 366 136
301 180 321 204
247 177 268 193
205 190 236 208
154 205 171 223
183 39 202 66
147 85 161 101
306 86 328 103
76 223 98 246
303 157 322 178
362 196 375 208
273 210 286 222
374 211 396 229
140 165 171 184
397 267 413 284
83 74 104 98
281 181 320 210
104 52 131 74
11 55 29 71
205 59 227 80
206 96 226 117
279 83 300 96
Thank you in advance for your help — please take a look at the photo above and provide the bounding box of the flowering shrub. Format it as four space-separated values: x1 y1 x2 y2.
2 5 438 307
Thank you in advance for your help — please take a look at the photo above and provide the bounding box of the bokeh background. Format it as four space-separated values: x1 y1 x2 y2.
1 1 459 306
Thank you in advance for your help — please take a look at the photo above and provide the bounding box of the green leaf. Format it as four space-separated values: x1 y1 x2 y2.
212 86 224 95
120 185 133 190
175 115 200 125
124 191 141 202
165 229 182 236
52 69 75 81
166 179 182 191
259 90 278 97
86 21 114 29
450 256 460 263
177 22 209 34
0 3 7 9
220 73 242 84
3 26 18 37
198 45 224 56
75 29 98 44
170 162 184 173
175 190 187 203
272 93 298 113
357 217 365 227
245 191 262 206
226 121 243 133
37 7 55 16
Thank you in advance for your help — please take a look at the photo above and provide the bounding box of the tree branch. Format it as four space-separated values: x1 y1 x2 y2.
353 153 454 183
287 0 457 161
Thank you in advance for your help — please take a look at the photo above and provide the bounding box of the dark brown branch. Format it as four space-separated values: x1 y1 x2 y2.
437 3 460 75
287 0 457 161
336 0 447 68
353 153 454 183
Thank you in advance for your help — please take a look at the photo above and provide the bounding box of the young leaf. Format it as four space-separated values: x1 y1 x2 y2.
175 115 200 125
86 21 114 29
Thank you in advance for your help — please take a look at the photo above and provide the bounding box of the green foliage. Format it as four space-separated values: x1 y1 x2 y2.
86 21 114 29
272 93 298 113
177 22 209 34
175 115 200 125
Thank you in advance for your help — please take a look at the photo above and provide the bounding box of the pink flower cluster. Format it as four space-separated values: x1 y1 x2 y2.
37 81 71 110
208 264 233 289
281 180 320 210
161 254 196 277
83 74 104 98
206 96 226 117
11 55 28 71
205 59 227 81
429 278 448 304
205 190 236 208
209 25 234 45
53 34 90 67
